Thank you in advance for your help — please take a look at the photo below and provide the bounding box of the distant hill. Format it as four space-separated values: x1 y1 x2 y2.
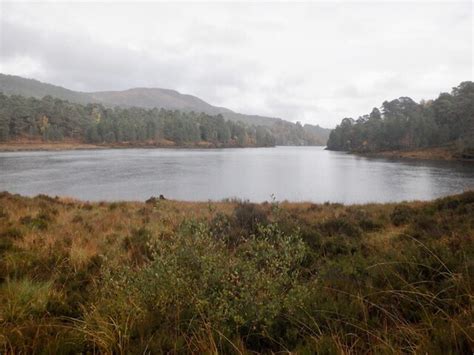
0 73 331 144
0 74 298 127
303 123 332 143
0 73 93 104
90 88 280 126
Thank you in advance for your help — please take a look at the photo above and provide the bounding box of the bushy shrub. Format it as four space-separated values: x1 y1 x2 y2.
408 214 441 239
122 227 154 264
390 204 414 226
209 212 235 245
233 201 268 234
352 209 383 231
319 217 361 238
19 210 54 231
85 222 307 353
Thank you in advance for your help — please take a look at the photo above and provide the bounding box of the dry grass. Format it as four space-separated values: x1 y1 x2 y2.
359 145 464 161
0 191 473 353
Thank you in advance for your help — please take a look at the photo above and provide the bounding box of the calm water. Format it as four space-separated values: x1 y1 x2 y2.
0 146 473 203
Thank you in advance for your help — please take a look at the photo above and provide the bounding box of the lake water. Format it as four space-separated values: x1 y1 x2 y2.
1 146 473 203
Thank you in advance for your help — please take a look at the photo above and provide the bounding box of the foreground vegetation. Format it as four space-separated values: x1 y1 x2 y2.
0 192 473 353
327 81 474 160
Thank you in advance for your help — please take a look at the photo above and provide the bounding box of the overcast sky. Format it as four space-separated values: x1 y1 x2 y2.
0 1 472 128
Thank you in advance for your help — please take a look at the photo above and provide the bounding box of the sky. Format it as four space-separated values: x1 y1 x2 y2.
0 1 472 128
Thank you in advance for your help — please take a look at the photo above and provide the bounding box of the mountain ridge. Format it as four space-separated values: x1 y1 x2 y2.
0 73 323 129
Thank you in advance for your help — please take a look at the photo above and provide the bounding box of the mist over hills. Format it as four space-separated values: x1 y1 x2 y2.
0 73 331 141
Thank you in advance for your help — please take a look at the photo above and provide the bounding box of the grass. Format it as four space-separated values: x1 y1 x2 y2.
0 191 473 353
359 145 471 161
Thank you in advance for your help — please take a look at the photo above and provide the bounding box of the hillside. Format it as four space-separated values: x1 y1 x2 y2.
327 81 474 160
0 73 327 131
0 73 93 104
0 93 331 147
303 123 332 143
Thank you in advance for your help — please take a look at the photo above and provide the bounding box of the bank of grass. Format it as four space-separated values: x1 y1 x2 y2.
356 144 474 162
0 191 473 353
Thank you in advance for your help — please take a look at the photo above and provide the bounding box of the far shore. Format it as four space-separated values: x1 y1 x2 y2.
0 140 287 152
353 146 474 162
0 141 106 152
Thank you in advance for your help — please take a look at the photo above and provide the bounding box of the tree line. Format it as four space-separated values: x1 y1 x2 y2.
326 81 474 155
0 93 326 147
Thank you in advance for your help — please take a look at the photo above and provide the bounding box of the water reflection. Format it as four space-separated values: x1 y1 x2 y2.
0 146 473 203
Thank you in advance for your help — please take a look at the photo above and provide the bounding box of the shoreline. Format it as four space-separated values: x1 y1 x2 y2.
0 141 286 152
2 189 472 205
351 146 474 162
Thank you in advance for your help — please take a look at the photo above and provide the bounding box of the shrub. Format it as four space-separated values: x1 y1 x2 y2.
71 214 83 223
20 215 49 230
145 196 157 204
0 227 22 256
81 203 93 210
353 209 383 231
408 214 441 239
35 194 57 203
209 212 235 245
390 204 414 226
234 201 268 234
122 227 154 264
145 195 166 205
319 217 361 238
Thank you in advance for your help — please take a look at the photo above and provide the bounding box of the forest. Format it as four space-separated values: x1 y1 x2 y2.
0 93 326 147
326 81 474 158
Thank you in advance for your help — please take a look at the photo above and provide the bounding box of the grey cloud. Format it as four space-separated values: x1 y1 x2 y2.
1 20 188 91
0 2 471 128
